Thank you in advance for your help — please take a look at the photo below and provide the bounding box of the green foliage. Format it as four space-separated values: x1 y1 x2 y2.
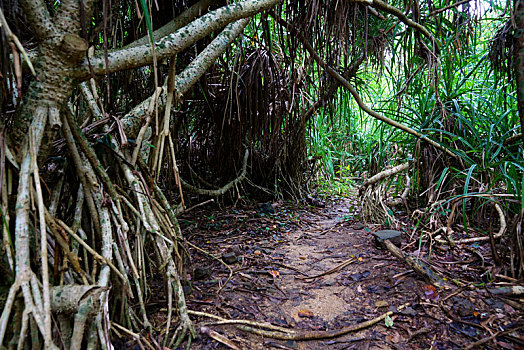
307 2 521 219
138 0 154 43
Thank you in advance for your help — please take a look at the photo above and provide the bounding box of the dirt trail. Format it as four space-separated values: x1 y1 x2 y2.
173 197 522 349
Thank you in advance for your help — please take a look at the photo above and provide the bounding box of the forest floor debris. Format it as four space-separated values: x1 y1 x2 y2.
135 195 523 349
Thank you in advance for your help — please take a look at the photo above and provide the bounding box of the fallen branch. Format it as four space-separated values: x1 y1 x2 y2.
236 303 410 340
200 327 241 350
464 325 523 350
300 257 357 280
384 240 447 288
185 241 234 294
485 285 524 296
189 310 294 333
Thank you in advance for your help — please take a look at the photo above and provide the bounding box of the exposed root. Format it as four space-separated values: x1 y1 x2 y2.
235 303 409 340
434 201 506 245
190 305 409 341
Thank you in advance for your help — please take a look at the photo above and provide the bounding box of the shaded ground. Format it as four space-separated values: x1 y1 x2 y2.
149 194 523 349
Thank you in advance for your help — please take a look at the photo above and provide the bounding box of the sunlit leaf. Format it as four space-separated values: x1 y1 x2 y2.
385 315 393 327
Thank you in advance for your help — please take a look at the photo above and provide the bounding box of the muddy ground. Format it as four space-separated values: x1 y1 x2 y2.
144 195 523 349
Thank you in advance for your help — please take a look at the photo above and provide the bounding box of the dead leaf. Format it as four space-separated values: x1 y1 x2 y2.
375 300 389 308
423 285 439 301
386 331 402 343
269 270 280 278
298 309 314 318
503 303 516 314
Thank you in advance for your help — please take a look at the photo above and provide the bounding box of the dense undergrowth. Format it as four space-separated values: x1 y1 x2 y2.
309 4 522 225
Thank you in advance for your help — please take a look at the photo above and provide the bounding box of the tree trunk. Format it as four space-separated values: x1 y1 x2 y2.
514 0 524 145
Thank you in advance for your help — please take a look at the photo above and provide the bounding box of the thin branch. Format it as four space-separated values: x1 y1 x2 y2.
51 214 126 283
353 0 438 52
236 303 410 340
0 7 36 76
272 15 458 159
429 0 472 15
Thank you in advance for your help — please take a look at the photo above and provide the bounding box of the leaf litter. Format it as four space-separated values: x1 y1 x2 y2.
146 195 524 349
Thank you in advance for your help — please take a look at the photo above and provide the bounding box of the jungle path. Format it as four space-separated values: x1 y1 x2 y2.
166 195 522 349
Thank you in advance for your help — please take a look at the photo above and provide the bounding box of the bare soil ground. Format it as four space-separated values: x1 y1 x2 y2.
145 195 523 349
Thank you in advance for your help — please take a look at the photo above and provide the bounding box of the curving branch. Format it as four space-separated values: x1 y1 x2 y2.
121 18 250 139
125 0 215 49
429 0 472 16
273 15 457 158
352 0 438 52
77 0 281 77
19 0 56 38
302 55 364 123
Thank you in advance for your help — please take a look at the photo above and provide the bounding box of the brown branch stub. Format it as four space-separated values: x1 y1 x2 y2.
60 34 89 64
503 133 522 146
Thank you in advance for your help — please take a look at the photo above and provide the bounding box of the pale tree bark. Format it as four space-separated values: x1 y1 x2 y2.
77 0 282 77
4 0 92 348
125 0 216 49
121 18 251 140
1 0 282 347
